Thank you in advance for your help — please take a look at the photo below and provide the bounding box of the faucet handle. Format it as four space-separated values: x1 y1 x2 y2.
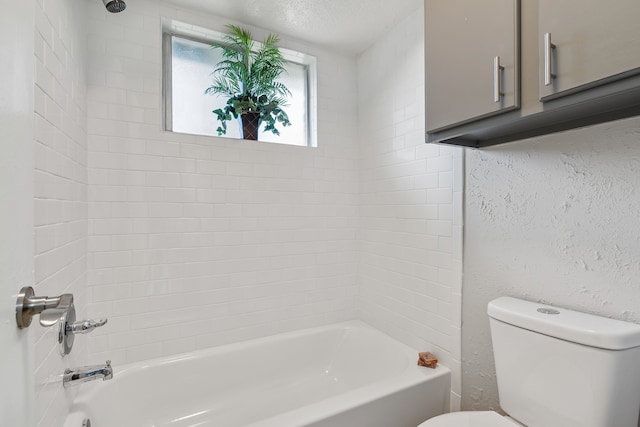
67 318 108 334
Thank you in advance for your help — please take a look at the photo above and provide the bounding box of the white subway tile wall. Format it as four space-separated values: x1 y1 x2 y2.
33 0 88 426
357 7 464 410
85 0 360 365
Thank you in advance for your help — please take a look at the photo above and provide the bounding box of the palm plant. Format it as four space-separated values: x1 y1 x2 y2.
205 25 291 140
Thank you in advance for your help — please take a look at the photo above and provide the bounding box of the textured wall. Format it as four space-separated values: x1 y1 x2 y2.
357 6 464 410
463 116 640 411
32 0 88 425
85 0 360 365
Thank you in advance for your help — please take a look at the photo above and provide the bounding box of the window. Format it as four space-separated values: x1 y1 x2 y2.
163 21 317 147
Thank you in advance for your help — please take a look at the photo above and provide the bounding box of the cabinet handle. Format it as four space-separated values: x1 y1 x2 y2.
544 32 557 86
494 56 505 103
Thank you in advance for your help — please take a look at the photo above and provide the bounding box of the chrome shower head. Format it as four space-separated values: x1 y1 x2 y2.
103 0 126 13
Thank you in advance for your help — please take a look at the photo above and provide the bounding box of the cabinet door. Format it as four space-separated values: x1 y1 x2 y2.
539 0 640 101
426 0 519 132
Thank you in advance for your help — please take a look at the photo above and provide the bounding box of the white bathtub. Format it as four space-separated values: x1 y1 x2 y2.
63 321 450 427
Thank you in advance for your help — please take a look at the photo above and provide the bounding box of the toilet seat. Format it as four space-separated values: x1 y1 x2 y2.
418 411 522 427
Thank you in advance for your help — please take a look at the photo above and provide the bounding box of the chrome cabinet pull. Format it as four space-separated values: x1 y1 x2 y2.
494 56 505 102
544 32 557 86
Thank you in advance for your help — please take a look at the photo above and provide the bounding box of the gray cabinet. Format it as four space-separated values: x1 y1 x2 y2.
426 0 520 132
539 0 640 101
426 0 640 148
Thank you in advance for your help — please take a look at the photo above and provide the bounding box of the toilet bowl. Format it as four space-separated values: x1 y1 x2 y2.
416 297 640 427
418 411 522 427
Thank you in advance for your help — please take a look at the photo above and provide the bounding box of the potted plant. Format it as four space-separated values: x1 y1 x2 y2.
205 25 291 140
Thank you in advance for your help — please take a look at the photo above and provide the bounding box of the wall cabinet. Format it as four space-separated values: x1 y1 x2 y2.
426 0 640 148
538 0 640 101
426 0 519 131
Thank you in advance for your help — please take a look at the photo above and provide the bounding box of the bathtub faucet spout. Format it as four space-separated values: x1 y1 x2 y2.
63 360 113 388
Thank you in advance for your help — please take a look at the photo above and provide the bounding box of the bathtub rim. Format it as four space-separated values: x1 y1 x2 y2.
66 320 451 427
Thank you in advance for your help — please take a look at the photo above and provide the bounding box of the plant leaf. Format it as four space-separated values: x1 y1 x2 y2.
205 25 293 136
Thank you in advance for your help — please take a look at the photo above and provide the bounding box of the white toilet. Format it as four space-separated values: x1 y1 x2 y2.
420 296 640 427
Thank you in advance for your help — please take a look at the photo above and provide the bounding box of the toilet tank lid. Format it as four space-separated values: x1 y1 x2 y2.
488 297 640 350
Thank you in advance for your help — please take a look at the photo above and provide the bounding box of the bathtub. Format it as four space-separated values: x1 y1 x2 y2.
63 321 450 427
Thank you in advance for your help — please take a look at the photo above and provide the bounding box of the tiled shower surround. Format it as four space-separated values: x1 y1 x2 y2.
84 1 361 363
33 0 462 424
357 9 463 407
33 0 88 425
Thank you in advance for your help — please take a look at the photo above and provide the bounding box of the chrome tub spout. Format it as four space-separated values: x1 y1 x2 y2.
63 360 113 388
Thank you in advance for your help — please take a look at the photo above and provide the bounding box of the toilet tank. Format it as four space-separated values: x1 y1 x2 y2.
488 297 640 427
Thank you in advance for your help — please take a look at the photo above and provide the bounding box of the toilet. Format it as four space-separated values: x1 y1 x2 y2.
420 296 640 427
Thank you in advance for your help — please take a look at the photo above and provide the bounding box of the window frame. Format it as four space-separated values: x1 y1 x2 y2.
162 19 317 148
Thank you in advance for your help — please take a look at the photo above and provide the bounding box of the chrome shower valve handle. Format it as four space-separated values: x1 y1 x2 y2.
58 305 109 356
67 318 108 334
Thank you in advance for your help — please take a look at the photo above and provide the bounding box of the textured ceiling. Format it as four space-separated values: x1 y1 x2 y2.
166 0 423 54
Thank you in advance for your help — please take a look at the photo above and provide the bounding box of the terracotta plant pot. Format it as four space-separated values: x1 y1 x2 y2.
240 112 260 140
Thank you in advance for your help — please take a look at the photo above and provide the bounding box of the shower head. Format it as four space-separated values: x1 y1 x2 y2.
103 0 126 13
